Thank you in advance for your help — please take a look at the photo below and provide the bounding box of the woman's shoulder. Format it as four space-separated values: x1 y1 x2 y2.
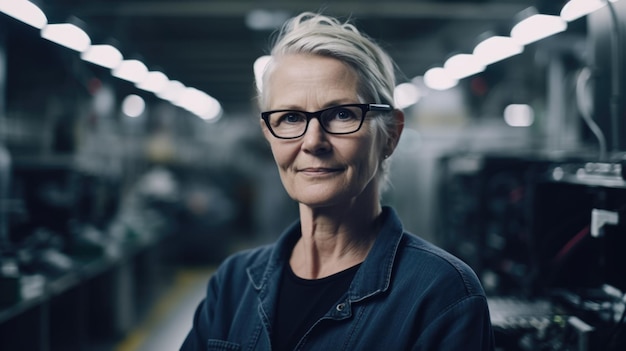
397 232 485 296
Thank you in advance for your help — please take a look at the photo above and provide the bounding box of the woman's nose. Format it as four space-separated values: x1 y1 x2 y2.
301 118 331 154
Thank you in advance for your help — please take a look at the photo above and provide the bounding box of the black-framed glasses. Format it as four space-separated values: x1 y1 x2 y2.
261 103 392 139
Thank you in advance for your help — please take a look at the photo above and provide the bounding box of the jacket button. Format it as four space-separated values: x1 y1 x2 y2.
336 303 346 311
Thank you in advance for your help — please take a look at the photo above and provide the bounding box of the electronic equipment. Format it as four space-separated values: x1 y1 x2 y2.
438 153 626 350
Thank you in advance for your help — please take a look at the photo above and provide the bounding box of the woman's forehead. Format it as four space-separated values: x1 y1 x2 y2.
266 54 360 109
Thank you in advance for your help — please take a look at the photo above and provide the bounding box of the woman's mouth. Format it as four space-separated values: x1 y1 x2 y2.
299 167 341 175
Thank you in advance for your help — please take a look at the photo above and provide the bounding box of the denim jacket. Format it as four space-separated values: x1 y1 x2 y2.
181 207 495 351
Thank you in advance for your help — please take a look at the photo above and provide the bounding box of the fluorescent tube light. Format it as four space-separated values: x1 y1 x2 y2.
112 59 149 83
473 36 523 66
511 14 567 46
81 44 123 69
443 54 485 79
136 71 169 93
253 55 272 92
423 67 458 91
394 83 421 109
175 88 222 121
0 0 47 29
560 0 608 22
41 23 91 52
156 80 186 102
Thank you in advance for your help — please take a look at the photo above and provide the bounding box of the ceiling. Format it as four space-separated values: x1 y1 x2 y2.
18 0 540 115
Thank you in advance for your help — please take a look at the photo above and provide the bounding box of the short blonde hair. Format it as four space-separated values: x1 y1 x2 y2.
258 12 396 109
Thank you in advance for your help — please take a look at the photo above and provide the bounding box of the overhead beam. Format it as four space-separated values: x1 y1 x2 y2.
69 1 529 21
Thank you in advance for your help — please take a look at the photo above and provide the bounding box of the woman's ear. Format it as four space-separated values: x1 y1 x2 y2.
386 109 405 155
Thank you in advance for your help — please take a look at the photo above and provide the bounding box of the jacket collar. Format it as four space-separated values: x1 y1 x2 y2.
348 206 404 301
247 206 404 301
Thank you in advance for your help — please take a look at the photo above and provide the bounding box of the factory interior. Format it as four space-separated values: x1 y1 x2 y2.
1 0 626 350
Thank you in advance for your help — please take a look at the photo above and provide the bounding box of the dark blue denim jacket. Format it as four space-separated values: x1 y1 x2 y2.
181 207 495 351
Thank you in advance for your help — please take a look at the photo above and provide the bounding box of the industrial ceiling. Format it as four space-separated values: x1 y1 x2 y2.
7 1 554 115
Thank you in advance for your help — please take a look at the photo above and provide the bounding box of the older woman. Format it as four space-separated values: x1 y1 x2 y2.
181 12 494 351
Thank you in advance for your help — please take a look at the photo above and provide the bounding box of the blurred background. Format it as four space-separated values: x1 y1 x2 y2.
0 0 625 350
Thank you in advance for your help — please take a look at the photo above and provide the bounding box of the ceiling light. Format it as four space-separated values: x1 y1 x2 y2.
473 36 523 66
41 23 91 52
175 88 222 121
443 54 485 79
81 44 123 69
560 0 608 22
254 55 272 92
121 94 145 118
423 67 458 91
504 104 534 127
0 0 47 29
511 14 567 46
156 80 186 102
196 96 222 122
112 59 149 83
136 71 169 94
394 83 422 109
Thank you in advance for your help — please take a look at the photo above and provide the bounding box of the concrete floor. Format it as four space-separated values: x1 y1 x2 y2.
115 268 214 351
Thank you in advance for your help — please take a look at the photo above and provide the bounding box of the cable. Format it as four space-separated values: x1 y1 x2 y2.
552 225 590 263
575 67 608 160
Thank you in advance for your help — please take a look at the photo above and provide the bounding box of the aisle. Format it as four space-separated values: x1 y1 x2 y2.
115 268 214 351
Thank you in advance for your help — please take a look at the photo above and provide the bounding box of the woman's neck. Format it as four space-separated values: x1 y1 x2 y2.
289 200 382 280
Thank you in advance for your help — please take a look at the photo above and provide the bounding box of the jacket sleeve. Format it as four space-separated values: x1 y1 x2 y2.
180 298 209 350
180 272 221 351
413 295 495 351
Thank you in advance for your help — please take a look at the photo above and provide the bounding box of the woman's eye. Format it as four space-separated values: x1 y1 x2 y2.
333 108 356 120
280 112 304 123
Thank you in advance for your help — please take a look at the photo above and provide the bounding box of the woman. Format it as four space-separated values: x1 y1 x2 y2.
181 12 494 351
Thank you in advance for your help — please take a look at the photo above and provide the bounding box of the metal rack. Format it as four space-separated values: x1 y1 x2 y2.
0 231 170 351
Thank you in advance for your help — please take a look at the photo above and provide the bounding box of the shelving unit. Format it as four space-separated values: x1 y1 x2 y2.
0 232 171 351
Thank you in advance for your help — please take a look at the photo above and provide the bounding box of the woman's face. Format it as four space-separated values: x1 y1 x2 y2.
261 54 383 208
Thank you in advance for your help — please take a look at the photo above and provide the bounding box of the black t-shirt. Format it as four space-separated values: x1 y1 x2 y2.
272 262 361 351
